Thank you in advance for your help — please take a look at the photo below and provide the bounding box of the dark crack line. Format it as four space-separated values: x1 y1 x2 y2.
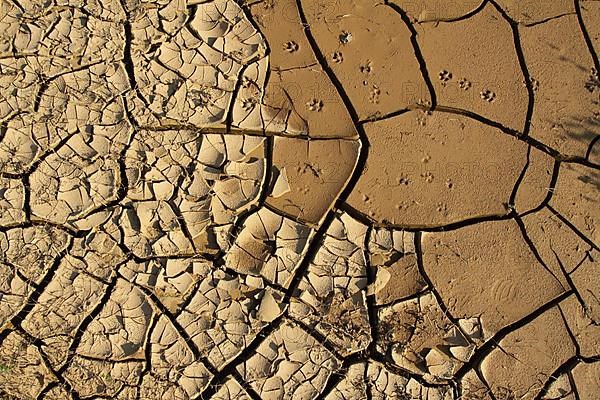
558 304 583 358
569 369 582 400
489 0 536 136
199 315 286 399
363 225 379 360
225 63 250 134
454 290 573 380
524 12 578 27
4 236 74 338
384 0 437 111
119 0 149 108
586 135 600 161
420 104 600 169
515 215 570 290
533 355 580 400
509 145 532 208
341 200 517 232
575 0 600 73
554 249 590 321
518 159 561 217
417 0 488 24
57 274 119 375
415 232 462 328
231 369 263 400
546 205 599 250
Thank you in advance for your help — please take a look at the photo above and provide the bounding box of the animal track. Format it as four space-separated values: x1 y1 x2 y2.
439 70 453 84
480 89 496 102
339 31 353 44
331 51 343 63
369 85 381 104
360 60 373 74
283 41 299 53
458 78 471 90
306 98 324 112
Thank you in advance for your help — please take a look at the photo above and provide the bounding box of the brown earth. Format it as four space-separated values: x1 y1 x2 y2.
0 0 598 399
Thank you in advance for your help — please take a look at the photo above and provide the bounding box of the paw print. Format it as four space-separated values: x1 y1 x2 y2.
585 68 600 93
480 89 496 102
458 78 471 90
339 31 353 44
306 98 323 112
331 51 343 63
439 70 452 84
241 97 257 111
360 60 373 74
283 41 299 53
369 85 381 104
530 78 540 91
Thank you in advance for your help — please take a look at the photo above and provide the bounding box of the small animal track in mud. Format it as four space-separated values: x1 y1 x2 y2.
480 89 497 102
439 69 453 85
306 98 324 111
458 78 472 90
331 51 343 63
283 41 299 53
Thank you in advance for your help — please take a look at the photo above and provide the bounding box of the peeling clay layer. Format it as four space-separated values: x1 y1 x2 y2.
0 0 599 399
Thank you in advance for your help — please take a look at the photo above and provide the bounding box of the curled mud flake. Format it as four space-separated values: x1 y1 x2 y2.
236 321 341 399
0 331 57 399
283 41 299 53
306 98 324 112
176 269 285 369
331 51 343 63
289 212 372 356
339 31 353 44
480 89 496 102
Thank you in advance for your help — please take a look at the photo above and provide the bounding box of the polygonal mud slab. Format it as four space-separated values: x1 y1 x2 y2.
266 137 360 225
347 111 527 227
480 306 576 400
421 219 567 339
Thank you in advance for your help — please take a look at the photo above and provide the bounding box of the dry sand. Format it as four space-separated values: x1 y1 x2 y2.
0 0 598 399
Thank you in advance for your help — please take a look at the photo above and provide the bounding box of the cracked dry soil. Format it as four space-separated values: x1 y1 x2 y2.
0 0 599 399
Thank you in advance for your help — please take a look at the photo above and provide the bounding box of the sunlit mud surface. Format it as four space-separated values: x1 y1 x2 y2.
0 0 599 399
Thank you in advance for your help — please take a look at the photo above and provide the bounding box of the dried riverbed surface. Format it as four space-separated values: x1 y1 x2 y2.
0 0 599 399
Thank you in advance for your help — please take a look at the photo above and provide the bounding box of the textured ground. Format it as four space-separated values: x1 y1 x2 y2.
0 0 599 399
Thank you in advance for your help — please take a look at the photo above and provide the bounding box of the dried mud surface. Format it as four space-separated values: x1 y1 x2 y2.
0 0 598 399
